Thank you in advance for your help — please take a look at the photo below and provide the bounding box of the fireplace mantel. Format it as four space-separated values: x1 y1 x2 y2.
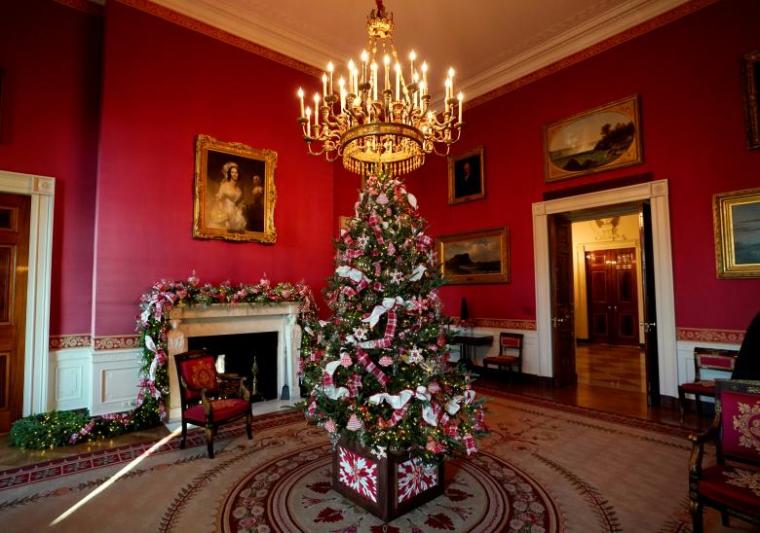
165 302 302 423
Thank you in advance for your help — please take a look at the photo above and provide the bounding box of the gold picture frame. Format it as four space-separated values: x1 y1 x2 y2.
448 146 485 204
193 134 277 243
743 50 760 150
437 227 509 284
713 187 760 278
544 95 642 182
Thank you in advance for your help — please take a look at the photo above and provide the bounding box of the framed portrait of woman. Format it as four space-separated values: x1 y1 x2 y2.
193 134 277 243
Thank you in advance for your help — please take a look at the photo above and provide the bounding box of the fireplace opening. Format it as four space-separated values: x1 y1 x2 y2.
188 332 278 401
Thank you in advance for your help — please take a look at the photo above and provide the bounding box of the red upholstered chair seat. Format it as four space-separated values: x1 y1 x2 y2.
183 398 250 424
698 464 760 516
679 381 716 395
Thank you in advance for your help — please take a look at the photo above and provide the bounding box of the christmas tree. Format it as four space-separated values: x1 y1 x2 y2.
300 174 486 462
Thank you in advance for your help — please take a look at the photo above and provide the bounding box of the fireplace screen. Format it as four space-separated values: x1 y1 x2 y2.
188 332 278 401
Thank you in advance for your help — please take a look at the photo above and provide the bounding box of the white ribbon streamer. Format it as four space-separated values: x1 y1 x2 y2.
362 296 404 328
446 395 464 415
408 192 418 209
336 266 367 284
144 335 157 353
408 264 426 282
368 386 430 411
322 385 350 400
422 405 439 426
148 356 159 382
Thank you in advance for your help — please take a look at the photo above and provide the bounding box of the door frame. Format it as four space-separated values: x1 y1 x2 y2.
0 170 55 416
533 179 678 397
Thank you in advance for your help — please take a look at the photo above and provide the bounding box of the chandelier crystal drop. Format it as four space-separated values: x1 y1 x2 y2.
296 0 463 177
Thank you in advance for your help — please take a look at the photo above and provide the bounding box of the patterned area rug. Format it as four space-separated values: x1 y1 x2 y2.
0 393 752 532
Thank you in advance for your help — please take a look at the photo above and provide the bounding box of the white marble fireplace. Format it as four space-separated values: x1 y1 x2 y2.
166 302 302 423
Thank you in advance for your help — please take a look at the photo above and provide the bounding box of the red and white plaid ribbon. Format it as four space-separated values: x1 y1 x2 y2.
367 213 385 245
379 405 408 428
416 234 432 251
463 434 478 455
347 373 363 397
358 310 397 349
357 349 390 387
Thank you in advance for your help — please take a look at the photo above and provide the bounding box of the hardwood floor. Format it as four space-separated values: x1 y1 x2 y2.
575 342 646 393
476 371 706 431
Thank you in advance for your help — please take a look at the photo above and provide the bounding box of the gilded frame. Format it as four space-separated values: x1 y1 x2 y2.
713 187 760 278
743 50 760 150
544 95 642 182
437 227 509 285
193 134 277 243
448 146 485 204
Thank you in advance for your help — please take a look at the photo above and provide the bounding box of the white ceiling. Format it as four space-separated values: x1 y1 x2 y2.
149 0 688 101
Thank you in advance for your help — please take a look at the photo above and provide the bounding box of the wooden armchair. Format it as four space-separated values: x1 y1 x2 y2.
174 350 253 458
678 347 738 423
688 379 760 532
483 332 524 383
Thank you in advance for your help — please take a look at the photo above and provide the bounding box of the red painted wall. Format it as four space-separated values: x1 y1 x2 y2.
93 2 335 334
0 0 101 336
338 0 760 331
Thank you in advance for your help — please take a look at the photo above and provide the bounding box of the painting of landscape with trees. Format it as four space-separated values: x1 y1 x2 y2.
544 95 642 182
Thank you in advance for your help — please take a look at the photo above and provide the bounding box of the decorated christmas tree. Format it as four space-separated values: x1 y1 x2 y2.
300 174 486 463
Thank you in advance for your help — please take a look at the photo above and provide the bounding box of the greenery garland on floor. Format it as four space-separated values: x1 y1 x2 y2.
10 274 318 450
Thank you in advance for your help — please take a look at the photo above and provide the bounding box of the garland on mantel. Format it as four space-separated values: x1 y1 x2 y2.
132 273 318 427
9 274 318 449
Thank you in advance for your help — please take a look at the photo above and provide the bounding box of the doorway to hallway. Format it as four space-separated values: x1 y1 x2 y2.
572 214 646 394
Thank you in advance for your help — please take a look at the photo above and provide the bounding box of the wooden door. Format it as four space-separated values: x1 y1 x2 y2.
640 204 660 405
0 194 30 433
586 248 639 345
549 214 576 386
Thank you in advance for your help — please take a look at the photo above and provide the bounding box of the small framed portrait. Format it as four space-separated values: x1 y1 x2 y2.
448 147 485 204
544 95 642 182
437 227 510 284
193 134 277 243
713 187 760 278
743 50 760 150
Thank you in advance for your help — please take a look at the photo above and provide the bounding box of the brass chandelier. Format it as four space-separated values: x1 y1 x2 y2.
296 0 463 177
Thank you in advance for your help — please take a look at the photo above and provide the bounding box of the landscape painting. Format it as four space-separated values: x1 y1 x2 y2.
713 187 760 278
437 227 509 284
544 95 642 182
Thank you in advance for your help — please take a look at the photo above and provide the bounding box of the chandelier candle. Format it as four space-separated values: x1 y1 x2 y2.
296 0 463 177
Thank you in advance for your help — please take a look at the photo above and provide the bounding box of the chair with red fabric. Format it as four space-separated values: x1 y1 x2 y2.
483 333 524 383
678 347 738 424
174 350 253 458
688 379 760 532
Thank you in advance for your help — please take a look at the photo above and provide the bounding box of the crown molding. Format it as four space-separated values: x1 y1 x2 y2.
461 0 691 102
149 0 345 69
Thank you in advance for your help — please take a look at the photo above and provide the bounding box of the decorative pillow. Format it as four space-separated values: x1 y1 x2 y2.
180 356 218 393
